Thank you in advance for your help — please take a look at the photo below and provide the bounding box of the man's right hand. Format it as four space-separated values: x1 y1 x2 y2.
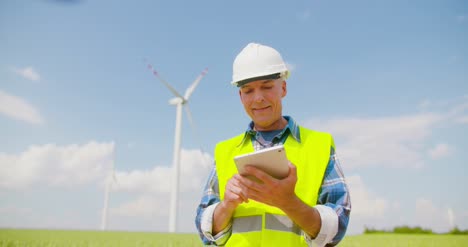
224 174 249 208
213 174 249 234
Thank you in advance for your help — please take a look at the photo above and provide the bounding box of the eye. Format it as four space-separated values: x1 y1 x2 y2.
242 88 253 94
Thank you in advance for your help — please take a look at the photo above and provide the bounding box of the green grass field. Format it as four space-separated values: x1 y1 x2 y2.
341 234 468 247
0 229 199 247
1 229 468 246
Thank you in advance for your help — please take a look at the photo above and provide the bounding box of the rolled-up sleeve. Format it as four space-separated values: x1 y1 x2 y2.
195 165 233 245
313 149 351 246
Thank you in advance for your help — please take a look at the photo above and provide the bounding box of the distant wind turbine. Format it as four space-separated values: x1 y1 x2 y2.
146 61 208 232
448 208 455 229
101 158 117 230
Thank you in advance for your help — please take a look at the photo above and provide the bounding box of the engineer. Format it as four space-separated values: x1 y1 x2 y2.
195 42 351 246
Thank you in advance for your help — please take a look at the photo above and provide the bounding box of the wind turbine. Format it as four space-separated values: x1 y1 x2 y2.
146 62 208 232
101 157 117 230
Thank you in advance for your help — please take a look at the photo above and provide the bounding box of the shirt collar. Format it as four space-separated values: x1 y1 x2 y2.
238 116 301 146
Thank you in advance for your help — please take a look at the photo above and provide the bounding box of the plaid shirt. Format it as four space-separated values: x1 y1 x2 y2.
195 116 351 246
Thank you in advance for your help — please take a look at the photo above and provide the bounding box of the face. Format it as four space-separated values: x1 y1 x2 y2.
239 79 287 131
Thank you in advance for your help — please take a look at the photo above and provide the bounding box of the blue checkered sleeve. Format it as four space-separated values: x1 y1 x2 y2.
317 148 351 246
195 165 221 245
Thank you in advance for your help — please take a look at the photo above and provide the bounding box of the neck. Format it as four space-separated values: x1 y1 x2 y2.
254 117 287 132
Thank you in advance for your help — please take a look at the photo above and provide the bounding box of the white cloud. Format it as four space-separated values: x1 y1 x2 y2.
0 205 33 215
112 149 212 194
0 141 114 189
306 99 468 234
346 177 466 234
304 113 441 169
107 148 213 232
111 195 167 218
345 174 400 235
304 98 468 169
0 145 212 232
456 115 468 124
347 175 388 218
110 148 211 194
428 143 452 159
12 66 41 81
113 166 172 193
345 176 466 234
414 198 456 233
0 90 44 124
448 101 468 116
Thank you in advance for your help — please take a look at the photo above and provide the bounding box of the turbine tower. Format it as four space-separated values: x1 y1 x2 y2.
147 62 208 232
101 156 117 230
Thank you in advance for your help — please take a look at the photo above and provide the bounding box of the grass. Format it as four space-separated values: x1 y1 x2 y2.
340 233 468 247
1 229 468 246
0 229 201 247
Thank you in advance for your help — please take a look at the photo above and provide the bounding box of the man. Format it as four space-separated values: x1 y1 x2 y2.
195 43 351 246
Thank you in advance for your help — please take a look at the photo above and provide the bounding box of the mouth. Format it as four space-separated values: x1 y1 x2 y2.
252 106 271 113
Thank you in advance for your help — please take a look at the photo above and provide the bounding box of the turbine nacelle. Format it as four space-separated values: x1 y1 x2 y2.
169 97 186 105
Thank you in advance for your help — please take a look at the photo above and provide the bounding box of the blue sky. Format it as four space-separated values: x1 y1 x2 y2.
1 0 467 235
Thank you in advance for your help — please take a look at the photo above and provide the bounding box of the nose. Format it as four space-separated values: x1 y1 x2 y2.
253 91 265 103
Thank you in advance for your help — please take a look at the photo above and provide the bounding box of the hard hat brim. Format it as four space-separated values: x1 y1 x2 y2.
234 73 281 87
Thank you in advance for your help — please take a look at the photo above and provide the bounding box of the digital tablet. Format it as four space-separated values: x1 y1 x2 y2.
234 145 289 179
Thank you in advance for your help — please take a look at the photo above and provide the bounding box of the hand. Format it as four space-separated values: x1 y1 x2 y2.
222 174 250 211
239 162 298 209
213 175 251 234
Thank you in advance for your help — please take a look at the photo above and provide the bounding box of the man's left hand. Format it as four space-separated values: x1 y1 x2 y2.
238 162 298 209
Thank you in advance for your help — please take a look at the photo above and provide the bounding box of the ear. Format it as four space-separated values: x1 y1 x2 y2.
281 80 287 98
239 89 244 101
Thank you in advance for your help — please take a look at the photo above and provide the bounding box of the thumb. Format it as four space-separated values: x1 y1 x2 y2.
287 161 297 178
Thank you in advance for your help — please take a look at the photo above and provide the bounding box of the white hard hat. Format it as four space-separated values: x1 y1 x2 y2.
231 43 290 87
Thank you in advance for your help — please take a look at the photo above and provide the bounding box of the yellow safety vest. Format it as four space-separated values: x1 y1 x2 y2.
215 126 334 246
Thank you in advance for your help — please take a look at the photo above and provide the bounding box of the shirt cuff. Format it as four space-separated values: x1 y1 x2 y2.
201 202 232 245
303 205 339 247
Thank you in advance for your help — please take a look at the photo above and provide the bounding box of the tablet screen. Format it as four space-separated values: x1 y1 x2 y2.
233 145 289 179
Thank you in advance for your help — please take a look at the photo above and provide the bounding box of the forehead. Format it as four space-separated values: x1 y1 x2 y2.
240 79 278 88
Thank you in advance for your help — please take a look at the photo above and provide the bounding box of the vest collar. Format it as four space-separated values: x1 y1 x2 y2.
237 116 301 147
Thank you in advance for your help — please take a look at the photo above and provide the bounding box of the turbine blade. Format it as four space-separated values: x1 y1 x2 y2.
183 104 212 167
146 62 184 99
184 104 206 152
110 151 118 184
184 104 195 130
184 68 208 100
112 170 118 184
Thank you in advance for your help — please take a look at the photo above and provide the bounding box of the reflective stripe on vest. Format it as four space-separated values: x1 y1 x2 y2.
232 215 262 233
265 214 302 235
215 126 333 246
232 214 301 235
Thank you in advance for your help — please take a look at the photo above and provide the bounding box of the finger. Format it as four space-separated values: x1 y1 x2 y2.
226 192 245 205
228 183 249 203
225 188 246 204
244 189 263 204
229 189 247 203
238 175 263 192
244 165 273 184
